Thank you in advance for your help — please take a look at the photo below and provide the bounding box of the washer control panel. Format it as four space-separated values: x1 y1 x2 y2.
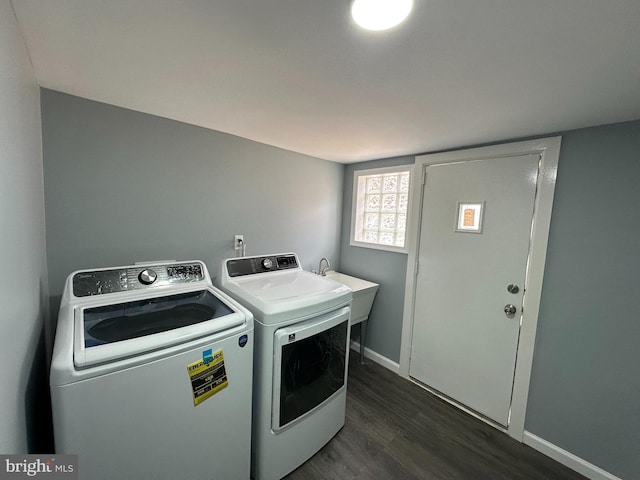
72 262 205 297
226 254 299 277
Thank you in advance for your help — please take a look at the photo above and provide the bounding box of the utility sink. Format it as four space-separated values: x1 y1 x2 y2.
324 271 378 325
324 271 379 363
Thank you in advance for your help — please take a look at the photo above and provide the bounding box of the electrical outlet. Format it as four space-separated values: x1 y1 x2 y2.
234 235 244 250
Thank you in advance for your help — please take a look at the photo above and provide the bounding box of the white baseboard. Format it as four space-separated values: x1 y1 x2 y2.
523 431 621 480
350 341 400 374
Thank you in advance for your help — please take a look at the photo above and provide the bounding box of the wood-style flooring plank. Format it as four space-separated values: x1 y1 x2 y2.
285 352 585 480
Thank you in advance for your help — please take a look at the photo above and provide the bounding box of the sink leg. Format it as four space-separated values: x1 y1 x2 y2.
360 321 368 364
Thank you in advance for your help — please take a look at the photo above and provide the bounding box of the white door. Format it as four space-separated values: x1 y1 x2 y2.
409 154 539 427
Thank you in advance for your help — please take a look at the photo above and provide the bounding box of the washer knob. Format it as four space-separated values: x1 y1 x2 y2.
138 269 157 285
261 258 273 270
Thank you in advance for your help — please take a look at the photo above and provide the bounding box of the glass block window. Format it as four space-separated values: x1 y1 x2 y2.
351 166 411 253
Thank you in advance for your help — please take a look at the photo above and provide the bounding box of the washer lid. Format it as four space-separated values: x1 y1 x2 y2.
73 287 245 368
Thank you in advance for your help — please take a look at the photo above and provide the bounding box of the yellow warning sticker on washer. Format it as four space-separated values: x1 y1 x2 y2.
187 349 228 406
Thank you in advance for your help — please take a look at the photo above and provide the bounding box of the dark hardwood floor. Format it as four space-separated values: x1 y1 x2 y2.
285 352 585 480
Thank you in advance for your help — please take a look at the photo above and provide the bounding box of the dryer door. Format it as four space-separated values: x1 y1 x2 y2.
272 306 350 431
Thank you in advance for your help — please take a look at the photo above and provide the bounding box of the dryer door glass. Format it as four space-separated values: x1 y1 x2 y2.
278 319 348 428
83 290 234 347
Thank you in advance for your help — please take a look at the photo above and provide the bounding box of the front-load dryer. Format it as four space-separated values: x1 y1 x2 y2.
50 260 254 480
219 253 352 480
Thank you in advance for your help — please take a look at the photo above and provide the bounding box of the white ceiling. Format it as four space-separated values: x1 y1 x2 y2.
11 0 640 163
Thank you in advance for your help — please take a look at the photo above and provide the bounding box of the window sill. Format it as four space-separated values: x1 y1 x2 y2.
349 240 408 254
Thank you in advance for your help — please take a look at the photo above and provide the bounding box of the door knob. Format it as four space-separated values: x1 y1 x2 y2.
504 304 517 316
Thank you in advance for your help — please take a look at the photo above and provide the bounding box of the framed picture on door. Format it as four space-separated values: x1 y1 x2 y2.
455 202 485 233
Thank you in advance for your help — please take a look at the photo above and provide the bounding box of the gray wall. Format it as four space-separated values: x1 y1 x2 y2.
525 120 640 479
340 156 413 363
341 121 640 478
0 0 50 453
41 89 344 315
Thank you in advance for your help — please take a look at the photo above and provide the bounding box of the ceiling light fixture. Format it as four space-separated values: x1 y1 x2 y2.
351 0 414 31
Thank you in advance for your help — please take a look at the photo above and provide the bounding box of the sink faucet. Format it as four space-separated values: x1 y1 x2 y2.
318 257 331 276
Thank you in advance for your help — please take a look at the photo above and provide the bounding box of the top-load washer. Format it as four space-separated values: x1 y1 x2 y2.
51 260 254 480
218 253 352 480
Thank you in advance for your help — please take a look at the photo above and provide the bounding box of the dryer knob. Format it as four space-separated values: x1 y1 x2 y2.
261 258 273 270
138 269 158 285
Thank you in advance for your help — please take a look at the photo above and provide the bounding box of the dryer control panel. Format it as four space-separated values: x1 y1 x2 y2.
72 262 205 297
226 254 299 277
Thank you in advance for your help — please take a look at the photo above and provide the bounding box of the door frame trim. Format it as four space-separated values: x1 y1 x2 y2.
399 137 562 441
